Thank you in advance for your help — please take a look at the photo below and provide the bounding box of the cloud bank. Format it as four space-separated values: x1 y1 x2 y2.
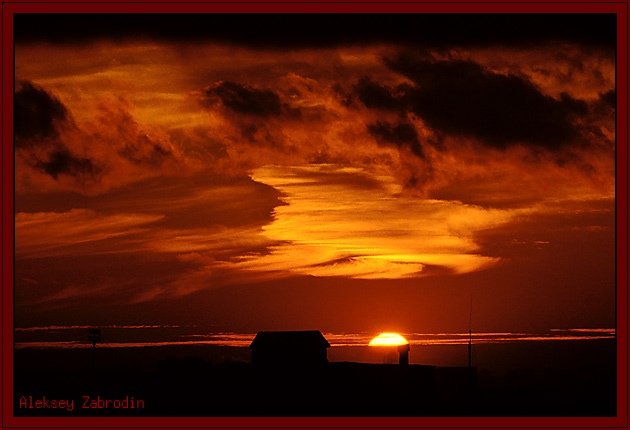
13 24 615 311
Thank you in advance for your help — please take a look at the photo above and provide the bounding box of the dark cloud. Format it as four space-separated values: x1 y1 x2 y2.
14 81 69 145
600 90 616 109
367 121 424 158
355 78 404 112
385 57 586 149
309 256 360 268
14 82 103 182
118 135 174 166
202 81 291 118
560 93 589 115
36 149 100 179
14 13 616 50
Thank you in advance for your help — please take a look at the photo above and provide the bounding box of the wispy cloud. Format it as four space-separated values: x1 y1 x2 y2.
224 165 522 278
15 209 164 258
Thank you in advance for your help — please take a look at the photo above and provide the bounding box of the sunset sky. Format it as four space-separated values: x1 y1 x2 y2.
13 13 617 335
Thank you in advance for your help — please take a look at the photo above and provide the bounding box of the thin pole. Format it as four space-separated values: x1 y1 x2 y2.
468 329 472 368
468 297 472 368
91 338 96 372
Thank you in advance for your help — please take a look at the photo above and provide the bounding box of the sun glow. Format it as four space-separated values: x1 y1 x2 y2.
369 333 408 346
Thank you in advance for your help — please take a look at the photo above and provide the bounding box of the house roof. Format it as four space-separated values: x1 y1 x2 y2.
249 330 331 350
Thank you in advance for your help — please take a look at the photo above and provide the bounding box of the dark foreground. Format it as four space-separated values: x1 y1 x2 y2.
13 341 616 417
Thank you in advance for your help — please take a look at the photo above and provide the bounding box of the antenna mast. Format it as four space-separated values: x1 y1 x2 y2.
468 297 472 368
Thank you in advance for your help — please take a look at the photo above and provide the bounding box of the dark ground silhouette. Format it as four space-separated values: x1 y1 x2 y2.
13 340 616 417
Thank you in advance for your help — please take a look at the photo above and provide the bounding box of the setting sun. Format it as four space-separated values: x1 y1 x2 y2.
369 333 409 346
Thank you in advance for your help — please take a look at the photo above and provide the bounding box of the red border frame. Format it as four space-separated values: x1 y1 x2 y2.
2 2 628 428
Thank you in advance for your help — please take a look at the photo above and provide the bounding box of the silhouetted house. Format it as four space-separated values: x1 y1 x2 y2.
249 330 330 369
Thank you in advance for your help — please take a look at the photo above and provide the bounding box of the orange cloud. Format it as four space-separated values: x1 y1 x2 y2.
222 165 520 279
13 38 615 308
15 209 164 258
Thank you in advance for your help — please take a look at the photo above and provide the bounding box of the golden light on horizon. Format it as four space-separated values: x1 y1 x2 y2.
369 333 408 346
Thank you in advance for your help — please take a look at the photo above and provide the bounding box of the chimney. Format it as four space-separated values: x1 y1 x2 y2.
397 343 409 365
